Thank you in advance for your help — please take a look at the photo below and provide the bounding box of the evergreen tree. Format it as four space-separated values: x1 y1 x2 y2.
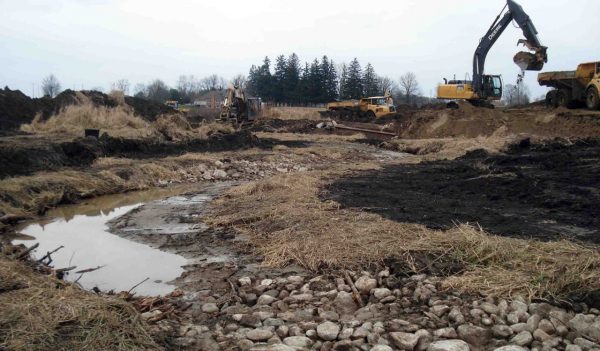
344 58 363 99
257 56 273 101
307 59 323 103
363 63 379 97
246 65 259 96
273 55 287 103
284 53 301 103
320 56 338 102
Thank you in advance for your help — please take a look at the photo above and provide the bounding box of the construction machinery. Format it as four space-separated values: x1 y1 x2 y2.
437 0 548 107
539 62 600 110
219 84 262 123
323 92 396 120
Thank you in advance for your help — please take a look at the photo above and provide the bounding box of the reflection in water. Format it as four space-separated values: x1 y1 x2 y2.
15 199 189 296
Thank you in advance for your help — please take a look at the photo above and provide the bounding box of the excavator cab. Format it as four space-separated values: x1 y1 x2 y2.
482 75 503 99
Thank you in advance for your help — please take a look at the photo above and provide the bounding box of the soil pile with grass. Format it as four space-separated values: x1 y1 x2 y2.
326 137 600 243
250 118 318 134
0 88 175 130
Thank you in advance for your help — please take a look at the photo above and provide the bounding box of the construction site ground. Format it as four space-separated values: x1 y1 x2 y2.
2 101 600 351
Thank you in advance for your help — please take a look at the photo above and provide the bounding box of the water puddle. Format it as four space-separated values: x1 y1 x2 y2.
12 185 203 296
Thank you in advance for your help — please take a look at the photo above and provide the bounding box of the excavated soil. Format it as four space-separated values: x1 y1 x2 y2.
325 138 600 243
0 88 174 130
0 131 261 179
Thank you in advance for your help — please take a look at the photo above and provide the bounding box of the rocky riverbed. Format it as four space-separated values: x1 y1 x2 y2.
148 268 600 351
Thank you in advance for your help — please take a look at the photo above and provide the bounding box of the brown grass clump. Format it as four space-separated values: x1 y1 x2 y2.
21 103 152 138
261 106 325 120
382 133 513 160
208 171 600 300
0 256 160 350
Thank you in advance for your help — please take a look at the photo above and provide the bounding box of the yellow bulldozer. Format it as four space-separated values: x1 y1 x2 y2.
322 92 396 120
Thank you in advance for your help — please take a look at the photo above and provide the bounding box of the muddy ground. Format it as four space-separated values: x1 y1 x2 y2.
326 138 600 243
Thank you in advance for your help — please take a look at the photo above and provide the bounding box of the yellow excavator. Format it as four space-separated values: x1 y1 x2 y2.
437 0 548 107
219 84 262 124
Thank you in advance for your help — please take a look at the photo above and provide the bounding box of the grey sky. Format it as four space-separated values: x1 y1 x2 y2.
1 0 598 100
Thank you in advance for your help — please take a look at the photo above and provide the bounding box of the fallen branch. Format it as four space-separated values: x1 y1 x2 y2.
55 266 77 273
17 243 39 260
75 265 105 274
37 245 65 264
128 277 150 294
344 270 365 307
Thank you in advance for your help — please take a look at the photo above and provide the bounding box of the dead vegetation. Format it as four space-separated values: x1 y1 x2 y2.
0 255 159 351
261 106 325 120
207 169 600 301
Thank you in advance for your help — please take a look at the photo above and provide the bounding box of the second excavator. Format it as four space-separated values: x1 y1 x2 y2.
437 0 548 107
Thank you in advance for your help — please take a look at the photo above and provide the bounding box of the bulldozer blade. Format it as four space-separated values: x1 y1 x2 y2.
513 51 544 71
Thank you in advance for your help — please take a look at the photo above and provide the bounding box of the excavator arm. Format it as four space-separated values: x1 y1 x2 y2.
472 0 548 95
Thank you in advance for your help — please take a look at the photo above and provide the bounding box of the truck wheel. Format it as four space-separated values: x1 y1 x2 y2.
557 90 571 108
365 111 376 120
586 87 600 110
545 90 558 108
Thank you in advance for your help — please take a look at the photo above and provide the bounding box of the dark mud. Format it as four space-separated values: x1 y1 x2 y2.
0 131 262 179
325 138 600 243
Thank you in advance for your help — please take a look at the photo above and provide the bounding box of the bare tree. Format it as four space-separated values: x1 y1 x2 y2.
41 74 61 98
377 76 397 96
146 79 170 102
503 82 530 106
231 74 247 89
133 83 147 98
201 74 226 91
111 79 130 95
398 72 420 105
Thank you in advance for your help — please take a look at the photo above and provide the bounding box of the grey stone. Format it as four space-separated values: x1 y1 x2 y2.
533 329 552 342
434 328 458 339
492 346 527 351
481 302 500 315
239 276 252 286
339 327 353 340
373 288 392 300
510 331 533 347
202 303 219 313
510 323 531 333
390 332 420 350
449 308 466 324
537 319 556 334
247 329 274 341
457 324 492 348
276 325 289 338
317 321 341 341
355 276 378 294
566 345 583 351
371 346 394 351
492 325 513 338
290 293 313 303
249 344 295 351
427 340 470 351
257 294 277 305
283 336 313 348
334 291 358 315
431 305 451 317
353 327 370 339
264 318 285 327
240 315 263 328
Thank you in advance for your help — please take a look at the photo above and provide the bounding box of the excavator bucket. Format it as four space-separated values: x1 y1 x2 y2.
514 51 545 71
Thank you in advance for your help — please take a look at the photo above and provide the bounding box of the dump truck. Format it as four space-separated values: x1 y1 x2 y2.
219 84 262 123
323 93 396 120
539 62 600 110
437 0 547 107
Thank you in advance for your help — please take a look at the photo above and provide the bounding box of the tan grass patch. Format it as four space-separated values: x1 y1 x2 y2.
208 171 600 300
261 106 325 121
0 256 159 350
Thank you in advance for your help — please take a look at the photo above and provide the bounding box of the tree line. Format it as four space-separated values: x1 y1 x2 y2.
246 54 405 104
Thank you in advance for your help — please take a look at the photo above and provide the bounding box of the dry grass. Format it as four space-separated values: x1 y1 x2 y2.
21 103 152 138
261 106 325 120
207 170 600 300
254 131 367 143
0 256 159 350
382 133 514 160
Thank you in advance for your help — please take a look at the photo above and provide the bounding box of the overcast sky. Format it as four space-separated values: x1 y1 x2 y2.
1 0 598 100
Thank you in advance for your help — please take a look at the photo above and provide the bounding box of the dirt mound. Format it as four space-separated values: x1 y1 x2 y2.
0 130 261 179
391 103 600 139
326 137 600 243
0 88 175 130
